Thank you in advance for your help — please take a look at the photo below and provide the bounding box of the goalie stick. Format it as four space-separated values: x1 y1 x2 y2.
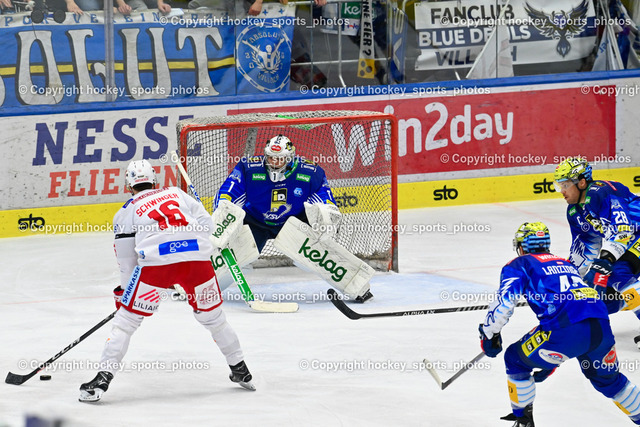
171 151 298 313
423 352 485 390
327 289 527 319
6 310 117 385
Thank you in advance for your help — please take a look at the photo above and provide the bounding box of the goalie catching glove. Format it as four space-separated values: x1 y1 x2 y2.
304 201 342 236
210 199 246 249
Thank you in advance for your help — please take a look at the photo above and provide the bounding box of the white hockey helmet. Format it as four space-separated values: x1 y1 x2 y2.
264 135 295 182
125 160 157 193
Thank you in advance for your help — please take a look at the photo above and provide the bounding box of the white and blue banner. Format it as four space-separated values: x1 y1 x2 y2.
414 0 597 71
0 5 295 110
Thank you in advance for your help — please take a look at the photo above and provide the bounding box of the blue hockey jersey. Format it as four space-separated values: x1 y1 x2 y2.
566 180 640 274
483 253 609 336
215 156 337 227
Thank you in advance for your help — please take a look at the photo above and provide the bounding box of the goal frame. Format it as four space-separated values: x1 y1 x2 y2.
176 111 399 272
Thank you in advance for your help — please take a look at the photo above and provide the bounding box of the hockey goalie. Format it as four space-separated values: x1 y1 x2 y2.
209 135 375 302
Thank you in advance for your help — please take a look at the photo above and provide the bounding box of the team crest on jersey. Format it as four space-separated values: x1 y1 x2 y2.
237 23 292 93
294 187 303 197
271 188 287 211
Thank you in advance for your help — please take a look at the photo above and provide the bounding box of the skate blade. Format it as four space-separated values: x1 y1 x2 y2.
238 380 256 391
78 389 104 402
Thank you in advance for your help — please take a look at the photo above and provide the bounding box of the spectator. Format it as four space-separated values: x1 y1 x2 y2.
116 0 170 15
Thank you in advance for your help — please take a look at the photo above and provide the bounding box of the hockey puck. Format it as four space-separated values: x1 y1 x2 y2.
39 375 52 381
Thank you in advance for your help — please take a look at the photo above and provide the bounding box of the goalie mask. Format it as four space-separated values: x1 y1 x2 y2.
513 222 551 254
264 135 296 182
125 160 157 193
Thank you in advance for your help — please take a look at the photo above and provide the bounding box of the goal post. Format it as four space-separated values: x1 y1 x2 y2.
176 110 399 272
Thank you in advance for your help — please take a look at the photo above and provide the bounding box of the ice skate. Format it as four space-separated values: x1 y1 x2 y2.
355 290 374 303
501 404 534 427
79 371 114 402
229 361 255 391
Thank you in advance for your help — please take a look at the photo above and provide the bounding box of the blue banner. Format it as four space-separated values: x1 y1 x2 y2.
0 6 295 109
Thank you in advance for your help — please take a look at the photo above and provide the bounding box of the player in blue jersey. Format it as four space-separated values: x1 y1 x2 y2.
210 135 374 302
553 157 640 346
479 222 640 426
216 134 340 252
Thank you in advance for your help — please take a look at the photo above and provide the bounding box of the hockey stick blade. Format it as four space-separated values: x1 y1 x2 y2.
248 300 299 313
424 352 485 390
327 289 527 320
6 310 116 385
327 289 362 319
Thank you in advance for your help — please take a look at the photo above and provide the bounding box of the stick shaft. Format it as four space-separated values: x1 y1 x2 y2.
441 352 485 390
6 310 116 385
171 151 255 305
328 289 526 319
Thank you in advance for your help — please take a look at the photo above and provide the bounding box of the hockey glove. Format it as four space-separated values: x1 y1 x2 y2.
304 202 342 236
210 200 245 249
113 286 124 310
478 324 502 358
584 258 613 289
532 367 557 383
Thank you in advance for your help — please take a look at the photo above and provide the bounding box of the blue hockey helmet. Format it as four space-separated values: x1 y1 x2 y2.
513 222 551 254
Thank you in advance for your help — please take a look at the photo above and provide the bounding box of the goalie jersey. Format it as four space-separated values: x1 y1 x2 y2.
566 180 640 275
483 253 609 337
215 156 337 227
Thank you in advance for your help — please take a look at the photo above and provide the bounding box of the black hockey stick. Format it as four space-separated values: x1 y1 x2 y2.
423 352 485 390
5 310 117 385
327 289 527 320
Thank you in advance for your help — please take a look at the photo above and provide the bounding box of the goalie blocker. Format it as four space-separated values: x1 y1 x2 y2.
274 217 374 300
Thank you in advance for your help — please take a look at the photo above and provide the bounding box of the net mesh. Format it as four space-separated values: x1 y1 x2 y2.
177 111 397 271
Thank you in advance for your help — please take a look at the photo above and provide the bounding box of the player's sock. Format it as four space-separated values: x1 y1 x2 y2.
229 360 255 391
613 381 640 424
79 371 114 402
507 375 535 419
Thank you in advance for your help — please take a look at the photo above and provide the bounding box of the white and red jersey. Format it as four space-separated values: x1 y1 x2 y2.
113 187 214 285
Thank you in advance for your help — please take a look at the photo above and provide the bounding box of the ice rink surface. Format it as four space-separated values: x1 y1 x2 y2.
2 199 639 426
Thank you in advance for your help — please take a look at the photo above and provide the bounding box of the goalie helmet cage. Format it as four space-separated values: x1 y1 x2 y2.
176 110 399 272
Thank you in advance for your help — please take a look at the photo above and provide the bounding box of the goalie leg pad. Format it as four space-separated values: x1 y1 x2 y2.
211 225 260 290
273 217 374 298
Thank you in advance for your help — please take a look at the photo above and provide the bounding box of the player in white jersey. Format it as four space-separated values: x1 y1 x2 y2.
79 160 254 402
